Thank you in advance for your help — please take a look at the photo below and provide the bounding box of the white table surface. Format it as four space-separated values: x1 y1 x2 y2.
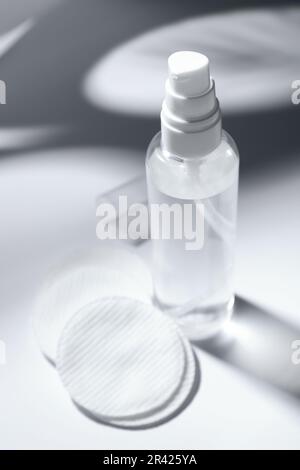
1 146 300 450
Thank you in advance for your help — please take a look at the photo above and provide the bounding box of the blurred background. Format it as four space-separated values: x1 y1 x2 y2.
0 0 300 450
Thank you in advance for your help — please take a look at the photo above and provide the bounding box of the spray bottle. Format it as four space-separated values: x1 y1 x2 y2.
146 51 239 339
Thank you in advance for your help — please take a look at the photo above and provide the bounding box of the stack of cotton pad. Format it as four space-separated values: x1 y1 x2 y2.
34 245 197 428
57 297 197 428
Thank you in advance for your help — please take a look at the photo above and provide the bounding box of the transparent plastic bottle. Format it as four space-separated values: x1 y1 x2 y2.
146 51 239 340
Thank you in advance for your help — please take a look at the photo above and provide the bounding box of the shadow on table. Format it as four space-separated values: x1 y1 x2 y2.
1 0 299 176
194 296 300 400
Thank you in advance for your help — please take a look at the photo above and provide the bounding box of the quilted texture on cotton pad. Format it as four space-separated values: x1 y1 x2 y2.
108 333 197 428
57 297 186 420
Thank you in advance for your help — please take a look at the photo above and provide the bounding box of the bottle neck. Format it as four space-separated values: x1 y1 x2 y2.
160 79 222 159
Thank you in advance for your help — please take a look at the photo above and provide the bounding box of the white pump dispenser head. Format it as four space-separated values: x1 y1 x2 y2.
161 51 222 158
168 51 210 97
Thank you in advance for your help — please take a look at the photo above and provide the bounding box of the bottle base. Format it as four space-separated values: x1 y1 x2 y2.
156 295 235 341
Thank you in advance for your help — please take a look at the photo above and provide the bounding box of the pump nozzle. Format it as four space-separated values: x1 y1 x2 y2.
168 51 211 97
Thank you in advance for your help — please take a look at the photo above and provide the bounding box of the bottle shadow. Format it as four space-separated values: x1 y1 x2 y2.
193 296 300 399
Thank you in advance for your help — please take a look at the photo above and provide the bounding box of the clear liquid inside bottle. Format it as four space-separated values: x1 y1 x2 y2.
146 130 239 340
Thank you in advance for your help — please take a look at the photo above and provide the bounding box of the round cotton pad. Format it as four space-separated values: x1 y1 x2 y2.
33 245 152 364
57 297 186 420
107 334 197 429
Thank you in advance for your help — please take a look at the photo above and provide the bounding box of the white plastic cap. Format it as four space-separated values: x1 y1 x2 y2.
161 51 222 158
168 51 210 97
